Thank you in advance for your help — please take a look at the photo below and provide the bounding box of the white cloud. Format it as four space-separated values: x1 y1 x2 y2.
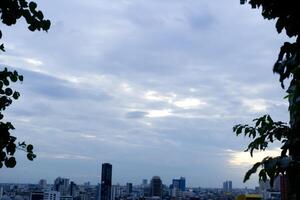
80 134 97 139
227 148 281 167
242 98 268 113
146 109 173 118
173 98 207 109
39 153 94 160
24 58 43 67
120 82 133 92
144 90 176 103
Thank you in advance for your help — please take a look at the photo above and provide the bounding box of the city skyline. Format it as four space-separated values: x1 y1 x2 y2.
0 162 235 189
0 0 289 188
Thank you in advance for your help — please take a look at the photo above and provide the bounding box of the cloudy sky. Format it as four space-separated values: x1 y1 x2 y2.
0 0 292 188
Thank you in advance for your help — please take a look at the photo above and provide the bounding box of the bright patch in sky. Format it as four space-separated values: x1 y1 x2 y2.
242 99 268 113
24 58 43 67
146 109 173 118
81 134 97 139
39 153 94 161
173 98 207 109
120 83 133 92
144 91 176 103
227 148 281 166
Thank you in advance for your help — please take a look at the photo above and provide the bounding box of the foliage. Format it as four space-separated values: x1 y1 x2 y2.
0 0 50 168
233 115 292 186
0 0 51 51
0 68 36 168
235 0 300 193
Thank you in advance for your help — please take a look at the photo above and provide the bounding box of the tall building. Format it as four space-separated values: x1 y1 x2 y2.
228 181 232 192
0 187 3 200
126 183 133 195
223 180 232 193
150 176 162 198
172 177 186 192
142 179 148 186
101 163 112 200
54 177 69 196
179 177 185 192
171 177 185 200
96 183 101 200
70 181 78 198
38 179 47 189
172 179 180 189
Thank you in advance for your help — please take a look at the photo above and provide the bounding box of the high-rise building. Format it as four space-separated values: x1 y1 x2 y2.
126 183 133 195
101 163 112 200
0 187 3 200
96 183 101 200
228 181 232 192
150 176 162 198
38 179 47 189
179 177 185 192
54 177 69 196
70 181 79 198
172 179 180 189
223 180 232 192
142 179 148 186
172 177 186 192
143 184 151 197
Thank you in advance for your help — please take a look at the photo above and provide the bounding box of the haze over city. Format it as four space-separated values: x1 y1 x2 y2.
0 0 291 188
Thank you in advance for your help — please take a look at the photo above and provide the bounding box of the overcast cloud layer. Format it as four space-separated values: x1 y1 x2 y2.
0 0 292 188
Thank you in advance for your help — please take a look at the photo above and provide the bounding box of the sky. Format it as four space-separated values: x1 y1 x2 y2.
0 0 293 188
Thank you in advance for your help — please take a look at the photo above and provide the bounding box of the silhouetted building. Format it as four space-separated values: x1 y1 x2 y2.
223 180 232 193
142 179 148 186
179 177 185 192
0 187 3 200
38 179 47 189
96 184 101 200
150 176 162 198
101 163 112 200
126 183 133 195
70 181 79 198
54 177 69 196
30 192 44 200
171 177 185 192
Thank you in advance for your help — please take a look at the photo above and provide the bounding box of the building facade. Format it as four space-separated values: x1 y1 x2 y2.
100 163 112 200
150 176 162 198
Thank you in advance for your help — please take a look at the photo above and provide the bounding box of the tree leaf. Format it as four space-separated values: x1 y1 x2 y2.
243 162 262 182
4 157 16 168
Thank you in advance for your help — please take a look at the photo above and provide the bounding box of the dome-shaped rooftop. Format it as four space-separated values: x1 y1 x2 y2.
152 176 161 179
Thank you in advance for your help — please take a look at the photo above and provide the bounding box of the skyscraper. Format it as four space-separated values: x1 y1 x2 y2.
0 187 3 200
172 177 186 192
150 176 162 198
54 177 69 196
126 183 133 195
38 179 47 189
101 163 112 200
223 180 232 192
70 181 78 197
142 179 148 186
179 177 186 192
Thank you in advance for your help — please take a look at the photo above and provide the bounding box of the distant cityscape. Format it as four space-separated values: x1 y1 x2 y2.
0 163 284 200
